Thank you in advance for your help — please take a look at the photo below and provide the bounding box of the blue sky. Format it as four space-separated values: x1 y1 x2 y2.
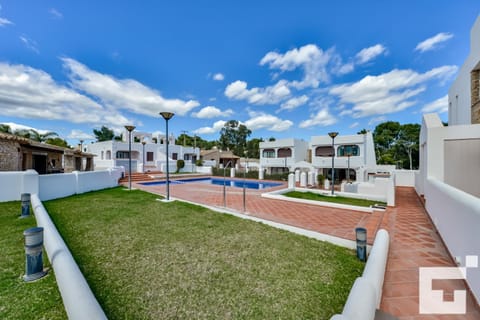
0 1 478 145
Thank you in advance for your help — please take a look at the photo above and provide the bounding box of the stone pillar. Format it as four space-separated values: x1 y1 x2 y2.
288 173 295 189
300 172 307 187
230 168 235 178
324 179 330 190
295 170 300 182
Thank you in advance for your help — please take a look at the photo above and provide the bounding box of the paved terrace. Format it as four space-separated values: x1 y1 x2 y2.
132 178 480 319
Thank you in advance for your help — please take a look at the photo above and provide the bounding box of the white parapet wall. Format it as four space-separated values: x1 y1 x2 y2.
330 229 390 320
31 194 107 320
393 169 418 187
425 177 480 303
0 168 123 202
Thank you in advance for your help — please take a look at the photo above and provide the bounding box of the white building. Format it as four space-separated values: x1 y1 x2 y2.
85 129 200 173
259 138 310 174
310 132 377 183
417 14 480 303
448 15 480 126
259 133 378 182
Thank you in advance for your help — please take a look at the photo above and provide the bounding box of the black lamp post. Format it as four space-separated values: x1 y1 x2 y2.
141 140 146 173
328 132 338 195
79 139 84 152
160 112 175 201
125 125 136 190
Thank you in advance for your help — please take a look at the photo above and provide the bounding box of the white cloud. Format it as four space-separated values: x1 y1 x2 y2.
299 108 337 128
20 35 39 54
421 95 448 113
349 122 360 129
67 129 95 140
192 106 233 118
329 66 458 118
0 17 12 26
0 62 130 126
368 116 387 126
193 120 226 135
336 62 355 75
244 111 293 132
224 79 290 105
62 58 200 116
415 32 453 52
278 95 309 112
213 73 224 81
260 44 333 89
49 8 63 19
356 44 386 64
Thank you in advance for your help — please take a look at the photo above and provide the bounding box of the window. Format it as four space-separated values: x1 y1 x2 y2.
315 146 334 157
106 150 111 160
172 153 178 160
101 151 104 160
146 152 154 162
278 148 292 158
337 145 360 157
262 149 275 158
116 151 130 159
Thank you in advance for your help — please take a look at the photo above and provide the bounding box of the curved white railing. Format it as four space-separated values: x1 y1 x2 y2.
31 194 107 320
330 229 390 320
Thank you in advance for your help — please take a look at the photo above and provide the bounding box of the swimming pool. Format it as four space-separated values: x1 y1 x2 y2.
140 177 282 190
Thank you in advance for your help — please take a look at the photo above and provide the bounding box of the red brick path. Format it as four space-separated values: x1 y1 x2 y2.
132 180 480 319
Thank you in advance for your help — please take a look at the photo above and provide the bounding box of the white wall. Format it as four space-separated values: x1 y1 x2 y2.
425 177 480 303
0 168 123 202
394 170 417 187
448 15 480 125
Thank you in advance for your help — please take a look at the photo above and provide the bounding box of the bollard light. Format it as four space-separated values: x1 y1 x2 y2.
355 227 367 262
23 227 47 282
20 193 31 218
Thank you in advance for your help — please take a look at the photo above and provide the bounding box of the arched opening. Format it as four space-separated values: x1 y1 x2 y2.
315 146 334 157
277 148 292 157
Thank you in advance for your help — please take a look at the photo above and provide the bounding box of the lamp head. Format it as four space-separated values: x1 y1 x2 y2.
125 125 136 132
141 141 146 145
328 132 338 139
160 112 175 120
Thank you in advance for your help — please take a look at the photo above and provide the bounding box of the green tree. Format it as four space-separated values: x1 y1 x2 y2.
45 137 69 148
93 126 115 142
219 120 252 156
0 124 12 133
246 138 263 159
357 129 368 134
372 121 420 169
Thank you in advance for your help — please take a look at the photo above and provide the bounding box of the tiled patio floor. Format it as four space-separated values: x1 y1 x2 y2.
132 179 480 319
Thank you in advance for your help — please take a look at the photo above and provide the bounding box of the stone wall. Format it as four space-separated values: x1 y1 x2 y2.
0 140 21 171
471 69 480 124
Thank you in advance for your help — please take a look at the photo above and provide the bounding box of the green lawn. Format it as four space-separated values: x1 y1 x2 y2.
0 201 66 320
44 187 363 319
284 191 387 208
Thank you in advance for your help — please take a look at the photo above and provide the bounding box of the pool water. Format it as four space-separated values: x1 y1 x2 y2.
140 177 282 190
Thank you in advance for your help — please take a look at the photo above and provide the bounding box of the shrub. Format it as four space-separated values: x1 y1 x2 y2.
176 159 185 173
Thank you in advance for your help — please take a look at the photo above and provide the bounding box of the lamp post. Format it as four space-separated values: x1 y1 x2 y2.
79 139 84 152
223 160 232 208
160 112 175 201
141 140 146 173
125 125 136 190
328 132 338 195
347 154 351 183
243 150 248 212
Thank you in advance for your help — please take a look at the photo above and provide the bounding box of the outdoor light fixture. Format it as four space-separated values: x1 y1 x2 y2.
125 125 136 190
328 132 338 195
79 139 84 152
160 112 175 201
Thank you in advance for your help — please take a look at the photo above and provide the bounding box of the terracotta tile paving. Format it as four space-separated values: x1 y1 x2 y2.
132 179 480 319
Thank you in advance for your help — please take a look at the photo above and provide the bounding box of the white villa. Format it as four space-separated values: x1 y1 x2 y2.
259 132 378 183
416 14 480 303
85 129 200 173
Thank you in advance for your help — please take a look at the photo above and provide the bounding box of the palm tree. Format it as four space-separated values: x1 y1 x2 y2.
14 129 58 142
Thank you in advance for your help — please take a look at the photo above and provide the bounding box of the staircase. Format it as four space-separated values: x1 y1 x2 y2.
119 171 162 183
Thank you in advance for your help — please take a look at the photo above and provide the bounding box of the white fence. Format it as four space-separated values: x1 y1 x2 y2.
0 168 124 202
424 177 480 302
